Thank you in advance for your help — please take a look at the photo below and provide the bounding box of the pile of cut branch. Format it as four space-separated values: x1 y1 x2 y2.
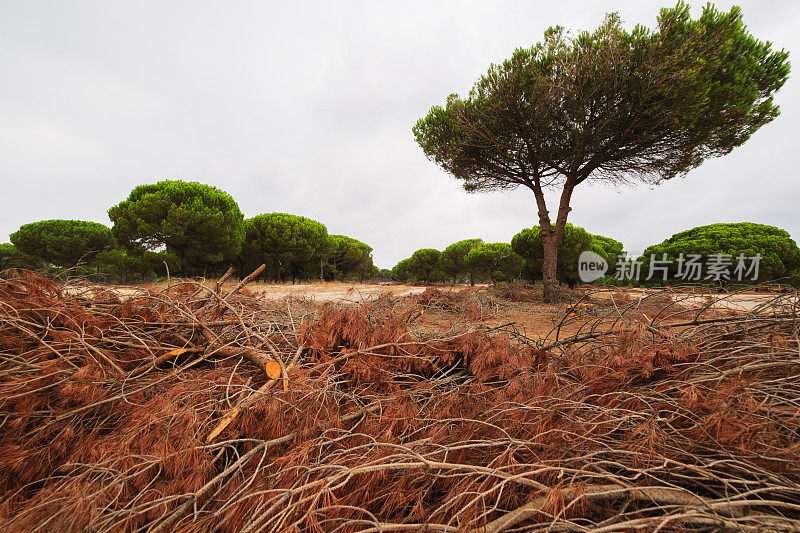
1 269 799 531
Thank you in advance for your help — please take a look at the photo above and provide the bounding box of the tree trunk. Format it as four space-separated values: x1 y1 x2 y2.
469 272 474 286
541 232 560 301
319 258 324 281
269 259 280 282
533 176 576 303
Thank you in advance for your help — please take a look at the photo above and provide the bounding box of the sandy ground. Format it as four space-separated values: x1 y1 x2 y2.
63 281 434 301
247 282 431 302
62 281 795 347
65 280 795 312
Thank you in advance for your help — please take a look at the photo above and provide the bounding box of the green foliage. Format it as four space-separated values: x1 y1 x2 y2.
368 264 380 281
324 235 374 281
414 3 789 298
391 258 413 282
10 220 114 267
142 250 180 277
592 234 625 267
408 248 442 282
241 213 328 280
440 239 483 283
92 249 178 283
0 244 15 270
0 243 45 271
465 243 524 283
640 222 800 282
512 224 623 286
414 5 788 191
512 224 592 286
92 248 138 278
108 180 244 275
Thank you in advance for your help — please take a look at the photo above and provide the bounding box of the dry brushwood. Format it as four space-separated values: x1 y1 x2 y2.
0 270 799 531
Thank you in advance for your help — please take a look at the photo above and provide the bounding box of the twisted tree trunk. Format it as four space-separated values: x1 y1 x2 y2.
534 176 576 303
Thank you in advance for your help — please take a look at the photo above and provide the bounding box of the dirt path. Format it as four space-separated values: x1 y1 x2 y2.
247 282 431 302
64 281 438 303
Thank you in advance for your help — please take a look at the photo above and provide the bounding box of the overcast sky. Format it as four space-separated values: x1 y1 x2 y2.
1 0 798 269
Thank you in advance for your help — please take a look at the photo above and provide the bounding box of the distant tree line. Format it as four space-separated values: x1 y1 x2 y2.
390 225 622 286
391 222 800 287
3 180 799 288
4 180 375 283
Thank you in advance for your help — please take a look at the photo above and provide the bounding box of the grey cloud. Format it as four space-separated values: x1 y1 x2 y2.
1 0 798 268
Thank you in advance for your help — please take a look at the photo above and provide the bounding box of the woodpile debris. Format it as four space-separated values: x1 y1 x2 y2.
1 269 799 531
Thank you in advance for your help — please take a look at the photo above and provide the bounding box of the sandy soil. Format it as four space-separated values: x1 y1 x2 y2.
62 281 794 345
246 282 432 302
64 281 437 302
74 279 793 311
